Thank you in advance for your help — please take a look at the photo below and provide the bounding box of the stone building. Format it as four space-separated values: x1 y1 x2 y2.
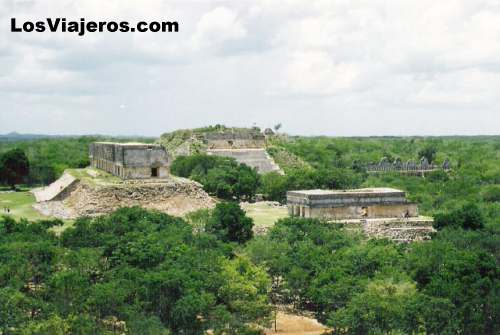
287 188 418 219
89 142 170 179
200 129 266 149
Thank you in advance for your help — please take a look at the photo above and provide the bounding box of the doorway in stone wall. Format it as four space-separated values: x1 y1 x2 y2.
361 207 368 218
151 167 159 177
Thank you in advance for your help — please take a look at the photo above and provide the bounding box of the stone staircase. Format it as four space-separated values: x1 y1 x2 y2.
32 172 78 202
207 148 282 174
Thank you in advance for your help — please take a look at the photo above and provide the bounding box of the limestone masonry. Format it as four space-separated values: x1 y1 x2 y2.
201 130 266 149
89 142 170 179
287 188 434 242
201 129 282 173
287 188 417 219
32 168 215 219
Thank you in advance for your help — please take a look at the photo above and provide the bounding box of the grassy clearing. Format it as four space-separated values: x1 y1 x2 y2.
0 190 74 233
241 202 289 228
66 167 122 186
0 191 48 221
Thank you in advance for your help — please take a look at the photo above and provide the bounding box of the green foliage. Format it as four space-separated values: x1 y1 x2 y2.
0 208 271 333
260 167 362 203
434 202 485 230
2 134 499 334
171 154 260 200
0 136 155 186
329 280 417 335
482 184 500 202
259 172 288 203
418 143 438 163
406 232 499 333
0 148 30 188
206 202 254 244
244 217 500 334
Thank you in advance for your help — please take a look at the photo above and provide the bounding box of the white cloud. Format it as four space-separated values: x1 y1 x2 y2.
190 7 246 51
281 51 361 95
0 0 499 136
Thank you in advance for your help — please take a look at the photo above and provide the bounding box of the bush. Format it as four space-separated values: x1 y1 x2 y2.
482 185 500 202
434 202 485 230
206 202 254 244
260 172 288 203
0 148 30 189
171 155 260 200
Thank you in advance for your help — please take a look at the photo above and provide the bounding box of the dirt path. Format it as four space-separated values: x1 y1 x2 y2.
264 312 329 335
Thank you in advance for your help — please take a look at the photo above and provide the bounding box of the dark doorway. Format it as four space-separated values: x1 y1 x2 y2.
151 167 159 177
361 207 368 218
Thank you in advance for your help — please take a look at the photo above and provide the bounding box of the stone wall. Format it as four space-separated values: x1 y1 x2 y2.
287 188 417 220
200 131 266 149
288 203 418 219
361 217 435 242
89 142 170 179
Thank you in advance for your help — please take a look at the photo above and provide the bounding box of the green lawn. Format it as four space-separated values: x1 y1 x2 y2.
0 190 74 234
0 191 47 221
242 202 289 228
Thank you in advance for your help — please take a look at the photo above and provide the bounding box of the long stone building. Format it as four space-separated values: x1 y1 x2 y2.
287 188 418 219
201 130 266 149
89 142 170 179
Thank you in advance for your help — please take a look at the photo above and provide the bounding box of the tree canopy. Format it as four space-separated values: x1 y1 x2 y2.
0 207 270 334
0 148 29 188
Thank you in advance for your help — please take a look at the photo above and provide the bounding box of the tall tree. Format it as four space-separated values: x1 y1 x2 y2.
206 202 254 244
0 148 29 189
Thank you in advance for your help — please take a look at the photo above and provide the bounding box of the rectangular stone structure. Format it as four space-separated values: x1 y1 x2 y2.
89 142 170 179
287 188 418 219
200 131 266 149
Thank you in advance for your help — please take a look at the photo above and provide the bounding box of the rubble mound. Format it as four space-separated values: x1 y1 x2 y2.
33 169 216 219
362 217 435 242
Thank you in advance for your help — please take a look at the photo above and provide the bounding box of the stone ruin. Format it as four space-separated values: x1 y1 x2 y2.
286 188 434 242
200 128 282 174
365 157 451 176
33 172 216 220
89 142 171 179
198 128 266 149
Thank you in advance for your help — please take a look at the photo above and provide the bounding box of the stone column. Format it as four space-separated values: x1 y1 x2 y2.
294 205 300 217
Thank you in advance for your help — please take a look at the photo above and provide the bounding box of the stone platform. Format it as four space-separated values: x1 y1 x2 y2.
335 217 435 242
32 168 216 219
287 188 418 219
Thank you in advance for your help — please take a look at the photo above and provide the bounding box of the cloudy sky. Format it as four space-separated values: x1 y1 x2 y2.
1 0 499 136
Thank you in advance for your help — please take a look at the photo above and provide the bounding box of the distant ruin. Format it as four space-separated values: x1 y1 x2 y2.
287 188 417 219
202 129 281 174
365 157 451 176
287 188 434 242
200 128 266 149
158 126 282 174
89 142 170 179
32 168 215 219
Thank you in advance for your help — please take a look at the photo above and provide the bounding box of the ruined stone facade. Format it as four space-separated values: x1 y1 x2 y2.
287 188 434 242
287 188 418 219
89 142 170 179
199 129 266 149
